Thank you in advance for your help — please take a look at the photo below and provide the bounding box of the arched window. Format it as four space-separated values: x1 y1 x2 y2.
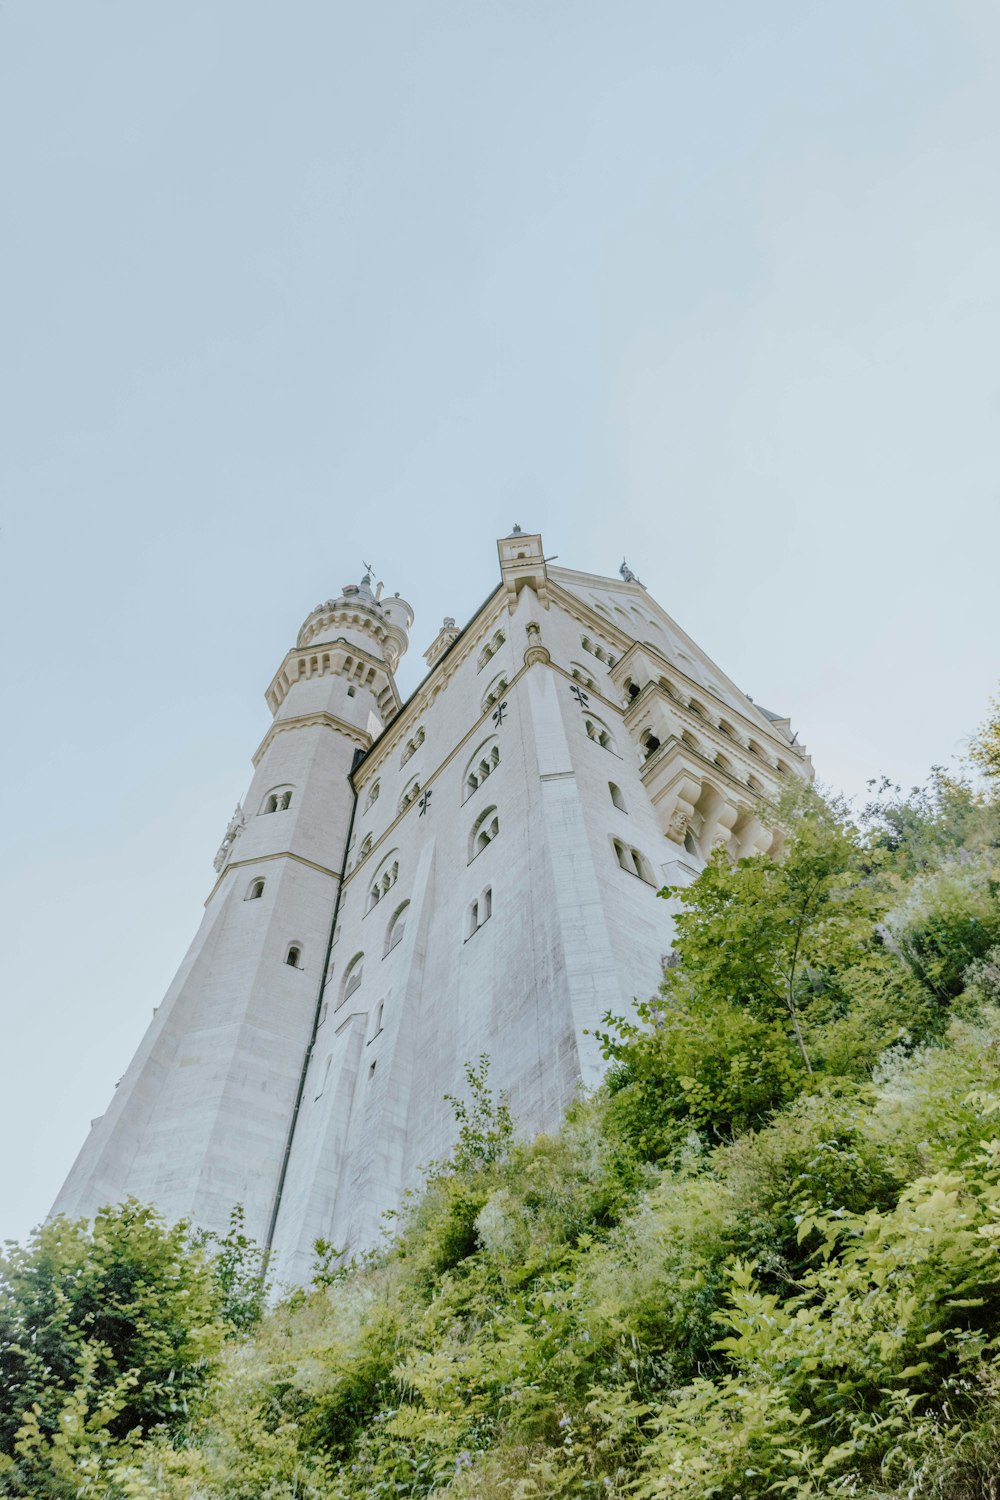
401 726 425 766
689 700 709 721
372 999 385 1038
581 635 615 667
367 851 399 914
609 782 626 811
584 714 617 753
260 786 293 814
398 777 421 814
365 781 380 812
612 840 656 885
481 672 509 714
477 629 505 672
714 753 733 775
285 943 303 968
358 833 374 861
681 730 699 751
747 774 764 794
776 759 791 777
570 663 598 692
748 740 765 761
641 731 661 759
462 737 501 801
340 953 364 1007
624 678 641 701
465 886 493 940
719 719 736 739
246 878 265 900
469 805 499 861
384 901 409 956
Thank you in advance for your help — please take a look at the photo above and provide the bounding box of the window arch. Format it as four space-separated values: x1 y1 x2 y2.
260 785 293 814
570 662 598 692
465 885 493 940
641 731 661 760
477 629 505 672
340 952 364 1007
681 730 700 751
245 877 265 900
776 759 791 777
612 839 656 885
609 782 626 811
358 833 374 861
384 900 409 957
398 776 421 814
462 736 501 801
285 943 303 968
365 780 380 811
367 851 400 913
400 726 425 766
581 635 615 667
469 805 500 861
481 671 509 715
584 713 618 753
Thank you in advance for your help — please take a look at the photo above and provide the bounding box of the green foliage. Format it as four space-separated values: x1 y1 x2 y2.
0 1199 225 1497
442 1054 514 1173
888 858 1000 998
969 687 1000 784
195 1204 269 1335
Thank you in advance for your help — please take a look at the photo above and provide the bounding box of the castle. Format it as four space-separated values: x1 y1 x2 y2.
54 532 811 1286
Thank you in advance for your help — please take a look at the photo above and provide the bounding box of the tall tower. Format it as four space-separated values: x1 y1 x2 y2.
53 573 413 1247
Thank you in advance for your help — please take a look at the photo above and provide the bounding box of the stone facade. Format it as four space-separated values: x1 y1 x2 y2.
54 534 812 1286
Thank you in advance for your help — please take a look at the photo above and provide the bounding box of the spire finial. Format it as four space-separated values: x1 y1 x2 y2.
510 523 522 535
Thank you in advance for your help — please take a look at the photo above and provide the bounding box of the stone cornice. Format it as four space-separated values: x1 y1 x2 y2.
205 850 342 906
253 711 372 767
265 638 402 718
639 730 777 810
613 640 806 770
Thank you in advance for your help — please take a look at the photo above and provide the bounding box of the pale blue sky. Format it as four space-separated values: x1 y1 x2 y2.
2 1 998 1244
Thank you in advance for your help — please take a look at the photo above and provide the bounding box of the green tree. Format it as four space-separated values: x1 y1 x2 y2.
666 786 879 1073
969 686 1000 783
0 1200 223 1465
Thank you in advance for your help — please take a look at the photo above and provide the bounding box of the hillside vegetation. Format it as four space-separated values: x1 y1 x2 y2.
3 705 1000 1500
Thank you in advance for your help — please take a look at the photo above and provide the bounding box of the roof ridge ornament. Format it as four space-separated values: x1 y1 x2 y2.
620 558 645 587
